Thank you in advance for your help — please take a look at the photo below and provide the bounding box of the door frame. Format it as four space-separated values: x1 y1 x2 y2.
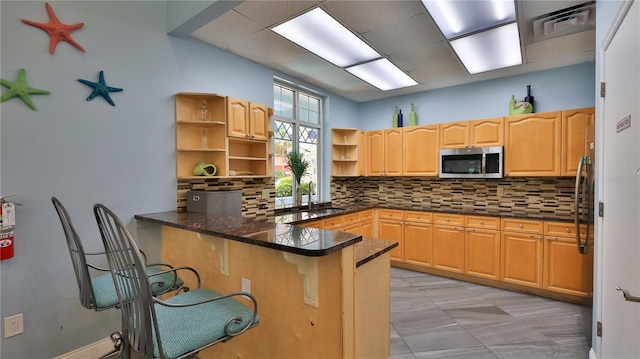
594 1 637 357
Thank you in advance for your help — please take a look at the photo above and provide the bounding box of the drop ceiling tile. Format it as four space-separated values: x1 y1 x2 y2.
362 13 444 56
234 0 320 28
191 10 263 49
300 68 376 92
271 53 339 78
525 30 595 63
470 65 527 82
518 0 590 20
226 30 308 65
410 60 469 84
390 41 458 72
526 51 595 72
323 0 426 33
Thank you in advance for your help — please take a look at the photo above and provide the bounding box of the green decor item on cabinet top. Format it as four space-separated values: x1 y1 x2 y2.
392 106 399 128
409 103 417 126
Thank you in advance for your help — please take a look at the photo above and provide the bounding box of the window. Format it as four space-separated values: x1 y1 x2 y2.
273 83 321 208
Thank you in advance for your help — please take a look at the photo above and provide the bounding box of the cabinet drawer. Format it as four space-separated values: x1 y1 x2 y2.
342 212 361 224
378 209 403 220
404 211 432 223
322 216 344 230
433 213 464 226
465 215 500 229
544 222 587 238
359 210 374 221
501 218 543 234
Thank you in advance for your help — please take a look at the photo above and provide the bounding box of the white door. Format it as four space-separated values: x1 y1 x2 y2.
599 1 640 357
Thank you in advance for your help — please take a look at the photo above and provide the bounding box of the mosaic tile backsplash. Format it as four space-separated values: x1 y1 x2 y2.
178 177 274 220
331 176 580 221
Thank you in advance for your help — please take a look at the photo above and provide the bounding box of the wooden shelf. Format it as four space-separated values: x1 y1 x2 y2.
229 156 268 161
177 148 226 152
331 128 364 176
177 120 226 126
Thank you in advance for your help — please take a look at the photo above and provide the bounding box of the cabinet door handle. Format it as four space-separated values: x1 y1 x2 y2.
545 236 549 241
519 224 524 229
245 133 250 138
565 228 570 233
480 220 484 225
446 218 450 222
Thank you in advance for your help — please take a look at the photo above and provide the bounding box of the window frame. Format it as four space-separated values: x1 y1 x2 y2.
273 82 323 208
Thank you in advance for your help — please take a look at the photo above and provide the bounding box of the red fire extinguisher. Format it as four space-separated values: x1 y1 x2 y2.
0 193 18 261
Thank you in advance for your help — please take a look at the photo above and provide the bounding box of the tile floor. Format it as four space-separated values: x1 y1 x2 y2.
389 267 591 359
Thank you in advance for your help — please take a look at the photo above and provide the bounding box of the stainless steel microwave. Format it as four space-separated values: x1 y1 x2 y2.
439 146 503 179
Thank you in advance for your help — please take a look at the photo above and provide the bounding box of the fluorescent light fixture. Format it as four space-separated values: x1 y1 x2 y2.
450 22 522 74
422 0 516 39
272 8 380 67
346 58 418 91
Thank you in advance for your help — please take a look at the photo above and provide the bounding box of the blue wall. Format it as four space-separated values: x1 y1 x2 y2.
357 62 596 130
1 1 596 358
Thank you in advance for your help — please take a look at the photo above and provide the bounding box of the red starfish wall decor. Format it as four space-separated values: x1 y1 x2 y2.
21 2 85 54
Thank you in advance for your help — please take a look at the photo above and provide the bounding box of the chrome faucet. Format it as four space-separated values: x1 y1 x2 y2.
308 181 315 209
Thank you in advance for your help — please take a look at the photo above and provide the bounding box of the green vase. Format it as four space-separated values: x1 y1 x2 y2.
409 103 417 126
392 106 398 128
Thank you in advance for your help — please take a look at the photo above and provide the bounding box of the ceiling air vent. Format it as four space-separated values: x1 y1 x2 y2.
526 1 595 44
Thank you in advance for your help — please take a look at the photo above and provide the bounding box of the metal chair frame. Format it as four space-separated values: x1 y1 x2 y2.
52 197 185 359
94 203 258 359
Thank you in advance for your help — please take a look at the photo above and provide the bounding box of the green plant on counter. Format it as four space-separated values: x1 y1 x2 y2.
284 151 310 185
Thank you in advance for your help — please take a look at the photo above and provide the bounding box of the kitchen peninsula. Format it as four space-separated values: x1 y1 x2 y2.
135 211 397 359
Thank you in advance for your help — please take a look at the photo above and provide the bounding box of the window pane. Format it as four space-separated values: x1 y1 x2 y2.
274 85 294 119
300 126 318 203
274 120 294 207
298 94 309 110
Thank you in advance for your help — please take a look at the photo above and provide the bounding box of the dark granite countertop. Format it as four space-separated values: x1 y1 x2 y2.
135 211 362 257
355 238 397 267
276 204 577 224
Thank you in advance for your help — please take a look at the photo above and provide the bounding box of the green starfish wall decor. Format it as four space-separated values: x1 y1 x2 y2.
0 69 51 111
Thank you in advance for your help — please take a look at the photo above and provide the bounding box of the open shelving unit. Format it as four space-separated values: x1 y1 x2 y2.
331 128 364 176
175 92 273 179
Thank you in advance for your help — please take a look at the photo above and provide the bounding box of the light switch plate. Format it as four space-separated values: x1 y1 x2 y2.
262 189 270 199
378 184 384 192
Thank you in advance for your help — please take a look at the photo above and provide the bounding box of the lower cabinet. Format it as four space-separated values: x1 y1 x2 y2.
501 230 543 288
403 211 434 268
465 228 501 280
378 218 404 262
543 222 593 297
432 214 464 273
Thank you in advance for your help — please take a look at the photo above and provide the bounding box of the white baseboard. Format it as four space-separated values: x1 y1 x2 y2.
54 337 115 359
589 347 597 359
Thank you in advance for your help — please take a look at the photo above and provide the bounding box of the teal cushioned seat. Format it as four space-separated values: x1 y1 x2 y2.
153 289 259 359
91 266 184 309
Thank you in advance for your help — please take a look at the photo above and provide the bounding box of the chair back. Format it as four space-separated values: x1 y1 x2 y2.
93 204 157 358
51 197 97 310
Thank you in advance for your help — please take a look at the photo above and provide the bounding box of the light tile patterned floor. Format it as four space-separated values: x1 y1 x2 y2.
389 267 591 359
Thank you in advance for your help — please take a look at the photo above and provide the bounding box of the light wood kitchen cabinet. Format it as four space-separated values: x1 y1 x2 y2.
501 218 544 288
440 118 503 149
323 216 344 230
403 124 440 176
332 128 363 177
226 97 269 141
543 222 593 297
359 210 374 237
367 129 402 176
377 209 405 261
561 107 595 176
464 215 501 280
404 211 434 268
358 130 367 176
175 93 272 179
433 214 465 273
504 111 561 176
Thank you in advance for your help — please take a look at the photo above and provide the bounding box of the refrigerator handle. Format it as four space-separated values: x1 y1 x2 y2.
575 157 588 254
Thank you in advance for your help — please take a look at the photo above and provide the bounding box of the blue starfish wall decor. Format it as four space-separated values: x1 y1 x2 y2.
1 68 51 111
78 70 123 106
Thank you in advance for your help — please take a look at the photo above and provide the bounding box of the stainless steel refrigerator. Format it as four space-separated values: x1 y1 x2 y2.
574 123 595 345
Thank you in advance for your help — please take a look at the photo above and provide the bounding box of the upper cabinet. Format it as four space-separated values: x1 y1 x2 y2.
440 118 503 149
227 97 269 142
175 92 273 179
561 107 595 176
332 128 364 177
367 129 402 176
403 124 439 176
504 111 562 176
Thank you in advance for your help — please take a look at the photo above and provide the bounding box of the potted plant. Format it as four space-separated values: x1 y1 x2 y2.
285 151 310 206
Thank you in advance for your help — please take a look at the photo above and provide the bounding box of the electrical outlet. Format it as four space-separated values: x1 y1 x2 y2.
4 313 24 338
497 187 504 197
261 189 270 200
378 184 384 192
242 278 251 294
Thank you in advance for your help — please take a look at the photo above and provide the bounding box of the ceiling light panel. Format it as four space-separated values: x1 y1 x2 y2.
450 22 522 74
422 0 516 39
272 8 380 67
346 58 418 91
